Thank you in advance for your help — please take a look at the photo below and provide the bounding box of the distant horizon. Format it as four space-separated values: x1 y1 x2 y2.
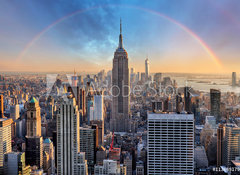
0 70 237 76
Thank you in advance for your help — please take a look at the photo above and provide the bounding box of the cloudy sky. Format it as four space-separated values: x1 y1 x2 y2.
0 0 240 73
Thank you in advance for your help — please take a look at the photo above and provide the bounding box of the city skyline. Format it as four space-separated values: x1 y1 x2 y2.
2 1 240 175
0 0 240 73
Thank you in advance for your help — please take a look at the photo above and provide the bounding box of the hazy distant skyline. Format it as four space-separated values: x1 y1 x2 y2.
0 0 240 73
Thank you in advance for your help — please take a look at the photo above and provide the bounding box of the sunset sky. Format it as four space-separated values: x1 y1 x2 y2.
0 0 240 73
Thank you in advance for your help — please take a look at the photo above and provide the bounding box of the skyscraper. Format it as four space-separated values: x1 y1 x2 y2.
94 159 120 175
93 92 104 121
86 82 94 125
91 92 104 145
4 152 31 175
111 19 129 132
145 57 149 80
25 97 43 169
43 138 55 174
222 124 240 167
80 125 98 174
57 97 80 175
10 103 20 120
72 69 78 87
77 152 88 175
232 72 237 86
26 97 41 137
210 89 221 122
217 124 224 167
46 96 54 119
0 95 4 118
148 113 194 174
0 118 12 174
184 86 192 113
153 73 162 83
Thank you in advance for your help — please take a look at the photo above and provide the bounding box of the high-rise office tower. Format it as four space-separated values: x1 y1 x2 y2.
222 124 240 167
57 97 80 175
91 92 104 145
26 97 41 137
184 86 192 113
145 57 149 80
72 69 78 87
148 113 194 174
123 153 132 175
43 138 55 174
141 73 146 82
96 146 107 165
77 152 88 175
46 96 54 119
0 118 12 174
210 89 221 122
130 68 135 86
78 75 83 86
111 19 129 132
217 124 224 167
4 152 31 175
68 86 86 119
25 97 43 169
78 87 86 117
153 73 162 83
0 95 4 118
176 93 182 113
136 162 144 175
26 137 43 168
94 159 120 175
136 72 140 82
80 125 98 174
152 101 164 112
10 103 20 120
90 120 104 146
86 82 94 125
232 72 237 86
120 164 127 175
93 92 104 121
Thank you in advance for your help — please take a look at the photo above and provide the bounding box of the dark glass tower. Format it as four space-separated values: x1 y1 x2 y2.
210 89 221 122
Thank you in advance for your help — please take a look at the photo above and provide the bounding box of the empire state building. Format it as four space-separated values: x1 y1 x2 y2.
110 20 130 132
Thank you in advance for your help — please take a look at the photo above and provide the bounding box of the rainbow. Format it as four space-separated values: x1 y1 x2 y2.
16 4 223 68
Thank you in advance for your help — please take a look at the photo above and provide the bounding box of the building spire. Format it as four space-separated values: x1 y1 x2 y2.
120 18 122 34
119 18 123 49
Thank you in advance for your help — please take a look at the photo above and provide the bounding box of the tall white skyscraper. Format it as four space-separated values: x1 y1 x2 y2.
148 113 194 174
93 93 103 121
0 118 13 174
91 92 104 145
57 98 80 175
145 57 149 80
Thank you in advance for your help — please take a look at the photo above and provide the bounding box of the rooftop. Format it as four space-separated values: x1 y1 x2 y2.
43 138 52 143
148 113 194 120
29 97 38 103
